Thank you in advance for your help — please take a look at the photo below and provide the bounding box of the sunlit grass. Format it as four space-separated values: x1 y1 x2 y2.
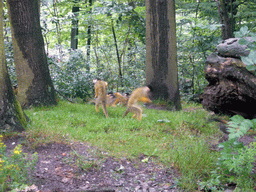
25 100 223 190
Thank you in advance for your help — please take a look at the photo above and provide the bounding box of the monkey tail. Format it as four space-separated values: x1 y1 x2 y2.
102 100 109 118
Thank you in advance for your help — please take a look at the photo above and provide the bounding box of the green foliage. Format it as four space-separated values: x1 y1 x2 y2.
235 26 256 72
0 135 38 191
199 170 223 192
227 115 256 140
200 115 256 191
176 8 222 98
217 139 256 191
49 49 94 100
40 0 147 94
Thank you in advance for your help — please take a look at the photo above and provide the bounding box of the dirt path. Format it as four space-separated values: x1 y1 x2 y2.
4 135 180 192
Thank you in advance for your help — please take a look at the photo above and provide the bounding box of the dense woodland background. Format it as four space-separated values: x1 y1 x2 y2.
4 0 256 101
1 1 256 191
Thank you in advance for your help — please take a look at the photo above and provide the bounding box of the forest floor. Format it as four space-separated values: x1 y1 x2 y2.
5 135 179 192
3 104 256 192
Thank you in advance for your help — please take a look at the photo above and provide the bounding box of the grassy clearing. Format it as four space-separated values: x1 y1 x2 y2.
24 101 223 191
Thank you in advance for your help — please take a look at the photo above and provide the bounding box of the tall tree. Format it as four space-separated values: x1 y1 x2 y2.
111 19 122 87
7 0 57 108
216 0 238 40
0 0 27 131
71 5 79 50
145 0 181 110
86 0 92 71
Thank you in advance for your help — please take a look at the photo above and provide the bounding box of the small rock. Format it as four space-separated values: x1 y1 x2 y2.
62 177 70 183
148 188 156 192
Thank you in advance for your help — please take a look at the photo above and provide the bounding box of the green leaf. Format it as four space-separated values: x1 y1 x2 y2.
246 65 256 71
248 50 256 60
238 38 248 45
230 115 244 122
240 26 249 36
242 51 256 69
134 6 145 13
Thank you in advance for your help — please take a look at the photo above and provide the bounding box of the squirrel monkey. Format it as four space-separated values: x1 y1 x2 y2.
112 92 129 107
123 86 152 121
106 92 116 107
93 79 109 118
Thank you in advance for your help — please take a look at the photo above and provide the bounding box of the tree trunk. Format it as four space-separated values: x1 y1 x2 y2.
71 6 79 50
216 0 238 40
86 0 92 72
0 0 27 131
111 19 123 87
145 0 181 110
7 0 57 108
53 0 62 56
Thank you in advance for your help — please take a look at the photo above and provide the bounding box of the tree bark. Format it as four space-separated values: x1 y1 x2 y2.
111 19 123 87
216 0 238 40
202 53 256 119
0 0 27 132
53 0 62 55
145 0 181 110
71 6 79 50
7 0 57 108
86 0 92 72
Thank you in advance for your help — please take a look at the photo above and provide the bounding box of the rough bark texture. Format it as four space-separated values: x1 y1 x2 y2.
0 0 26 132
145 0 181 110
202 52 256 119
216 0 238 40
7 0 56 108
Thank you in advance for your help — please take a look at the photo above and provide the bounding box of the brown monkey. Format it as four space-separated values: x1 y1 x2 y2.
89 92 115 107
123 86 152 121
106 92 116 107
112 92 129 107
93 79 109 118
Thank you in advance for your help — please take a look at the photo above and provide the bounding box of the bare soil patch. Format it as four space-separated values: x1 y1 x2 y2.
4 135 179 192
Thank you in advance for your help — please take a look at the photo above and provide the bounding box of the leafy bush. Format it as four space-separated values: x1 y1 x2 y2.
200 115 256 191
49 46 146 100
49 49 94 100
236 26 256 72
0 135 38 191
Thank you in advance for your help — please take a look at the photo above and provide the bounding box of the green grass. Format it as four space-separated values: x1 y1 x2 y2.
24 101 223 191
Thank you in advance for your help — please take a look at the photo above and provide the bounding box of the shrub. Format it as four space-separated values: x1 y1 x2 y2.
49 49 94 100
199 115 256 191
0 135 38 191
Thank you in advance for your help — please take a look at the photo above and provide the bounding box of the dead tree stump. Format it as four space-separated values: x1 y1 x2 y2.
202 38 256 119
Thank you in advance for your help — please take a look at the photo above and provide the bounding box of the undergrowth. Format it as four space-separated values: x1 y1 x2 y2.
199 115 256 191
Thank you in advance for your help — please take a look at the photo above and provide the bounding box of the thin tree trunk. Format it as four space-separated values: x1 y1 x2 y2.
53 0 62 55
71 6 79 50
111 19 122 87
86 0 92 72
